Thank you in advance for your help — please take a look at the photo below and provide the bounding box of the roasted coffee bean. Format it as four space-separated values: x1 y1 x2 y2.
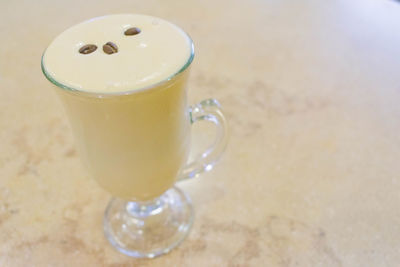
124 27 141 36
103 42 118 54
79 44 97 54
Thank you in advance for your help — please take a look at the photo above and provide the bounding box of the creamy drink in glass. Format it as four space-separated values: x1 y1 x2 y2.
42 14 228 258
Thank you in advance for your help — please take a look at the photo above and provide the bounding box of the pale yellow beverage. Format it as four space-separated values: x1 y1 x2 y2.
42 14 194 200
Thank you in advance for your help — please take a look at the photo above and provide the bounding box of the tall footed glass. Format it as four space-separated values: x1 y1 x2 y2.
42 39 228 258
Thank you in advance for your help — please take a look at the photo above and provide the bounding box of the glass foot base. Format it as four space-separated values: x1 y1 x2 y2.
103 187 194 258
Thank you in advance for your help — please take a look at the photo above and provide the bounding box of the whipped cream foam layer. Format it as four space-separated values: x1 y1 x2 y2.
43 14 193 93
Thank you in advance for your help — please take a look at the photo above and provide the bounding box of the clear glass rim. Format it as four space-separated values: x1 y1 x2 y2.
41 30 195 98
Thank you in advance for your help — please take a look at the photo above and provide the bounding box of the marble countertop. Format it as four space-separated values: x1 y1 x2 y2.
2 0 400 266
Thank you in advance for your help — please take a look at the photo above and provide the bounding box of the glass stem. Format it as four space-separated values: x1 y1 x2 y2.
125 197 165 218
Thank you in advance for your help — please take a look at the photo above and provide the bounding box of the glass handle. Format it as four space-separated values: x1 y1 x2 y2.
178 99 228 181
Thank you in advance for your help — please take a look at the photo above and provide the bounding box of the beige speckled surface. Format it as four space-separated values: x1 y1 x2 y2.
2 0 400 266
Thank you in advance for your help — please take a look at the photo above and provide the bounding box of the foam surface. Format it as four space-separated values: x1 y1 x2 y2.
43 14 193 93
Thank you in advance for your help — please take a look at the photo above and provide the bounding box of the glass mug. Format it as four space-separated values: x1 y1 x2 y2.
41 29 228 258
